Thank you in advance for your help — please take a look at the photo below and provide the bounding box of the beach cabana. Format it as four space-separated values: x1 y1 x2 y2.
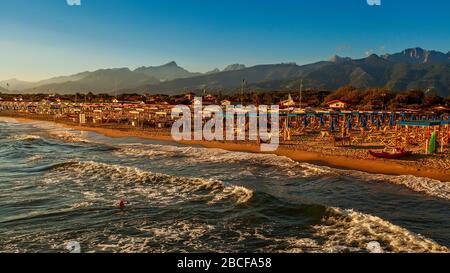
329 120 334 132
397 121 443 153
346 118 352 130
389 115 395 127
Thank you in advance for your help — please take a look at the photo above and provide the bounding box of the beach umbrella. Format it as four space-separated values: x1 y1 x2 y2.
389 114 395 127
329 119 334 132
347 118 352 130
361 118 367 129
359 115 365 126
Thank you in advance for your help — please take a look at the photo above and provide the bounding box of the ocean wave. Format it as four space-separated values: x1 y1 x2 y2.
47 132 91 143
1 219 221 253
252 206 448 253
9 134 41 141
115 144 331 178
114 143 450 200
339 171 450 201
42 161 253 206
113 146 172 158
26 155 44 162
129 220 219 252
312 207 448 253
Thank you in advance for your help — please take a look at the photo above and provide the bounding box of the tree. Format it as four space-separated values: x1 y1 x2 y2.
324 86 362 105
388 90 425 109
423 93 444 107
361 88 395 110
251 92 260 106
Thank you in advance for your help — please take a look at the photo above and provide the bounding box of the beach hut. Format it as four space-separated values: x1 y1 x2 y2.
346 118 352 130
397 120 442 153
326 100 348 110
329 119 334 132
376 119 381 130
319 115 324 127
389 114 395 127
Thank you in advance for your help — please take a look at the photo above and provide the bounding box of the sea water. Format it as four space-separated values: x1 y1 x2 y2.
0 117 448 253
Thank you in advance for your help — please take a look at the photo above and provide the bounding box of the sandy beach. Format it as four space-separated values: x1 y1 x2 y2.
3 113 450 182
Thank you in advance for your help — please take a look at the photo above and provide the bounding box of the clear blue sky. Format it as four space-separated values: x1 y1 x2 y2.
0 0 449 81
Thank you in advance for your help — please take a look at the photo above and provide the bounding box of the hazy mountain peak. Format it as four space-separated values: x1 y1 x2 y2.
367 53 380 58
383 47 449 64
223 64 246 71
403 47 426 54
206 68 221 74
134 61 200 81
162 61 178 67
330 55 352 63
0 78 35 91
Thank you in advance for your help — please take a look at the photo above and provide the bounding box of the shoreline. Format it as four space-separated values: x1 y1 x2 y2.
3 114 450 182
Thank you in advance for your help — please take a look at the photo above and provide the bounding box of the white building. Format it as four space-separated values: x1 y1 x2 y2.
326 100 348 110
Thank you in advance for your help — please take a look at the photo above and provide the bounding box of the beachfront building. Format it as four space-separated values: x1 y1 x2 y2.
433 105 450 114
221 100 231 106
280 94 296 108
327 100 348 110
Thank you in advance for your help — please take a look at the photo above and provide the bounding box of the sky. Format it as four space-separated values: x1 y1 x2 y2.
0 0 449 81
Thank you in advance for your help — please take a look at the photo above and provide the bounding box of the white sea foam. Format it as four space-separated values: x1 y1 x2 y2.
22 120 92 143
48 132 91 143
10 134 41 141
339 170 450 200
313 207 448 253
114 143 450 200
27 155 44 162
115 143 331 178
135 220 218 252
42 161 253 207
253 207 448 253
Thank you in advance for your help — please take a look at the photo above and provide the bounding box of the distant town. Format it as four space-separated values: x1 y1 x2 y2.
1 86 450 114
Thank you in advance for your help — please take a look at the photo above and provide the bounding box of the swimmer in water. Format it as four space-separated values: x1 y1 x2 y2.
116 198 127 209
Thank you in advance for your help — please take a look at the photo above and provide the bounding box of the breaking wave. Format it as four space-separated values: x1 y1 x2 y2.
9 134 41 141
340 171 450 201
114 144 331 178
114 143 450 200
312 207 448 253
42 161 253 206
47 132 91 143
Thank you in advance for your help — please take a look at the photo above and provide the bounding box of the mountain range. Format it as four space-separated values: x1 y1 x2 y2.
1 47 449 97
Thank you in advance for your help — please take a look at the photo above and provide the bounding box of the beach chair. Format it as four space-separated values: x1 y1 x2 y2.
333 133 351 147
351 128 367 146
318 130 331 140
